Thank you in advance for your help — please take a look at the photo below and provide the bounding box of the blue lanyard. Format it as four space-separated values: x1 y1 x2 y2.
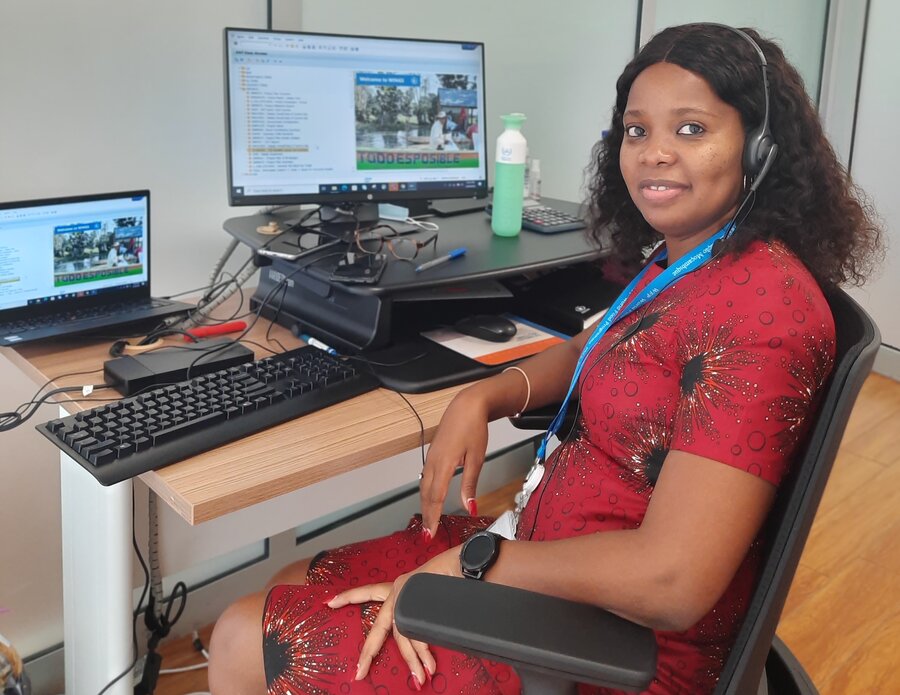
536 225 731 461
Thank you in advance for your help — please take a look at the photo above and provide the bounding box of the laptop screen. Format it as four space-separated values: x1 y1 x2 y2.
0 191 151 314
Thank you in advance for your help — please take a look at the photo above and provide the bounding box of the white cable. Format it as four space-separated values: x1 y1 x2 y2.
159 661 209 674
157 629 210 675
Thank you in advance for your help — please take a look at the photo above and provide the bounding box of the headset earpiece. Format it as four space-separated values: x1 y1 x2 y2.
707 24 779 192
749 141 778 193
743 125 776 181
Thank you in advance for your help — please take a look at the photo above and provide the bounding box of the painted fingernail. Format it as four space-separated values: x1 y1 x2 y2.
411 672 422 691
424 662 434 678
466 498 478 516
422 528 432 542
355 663 364 681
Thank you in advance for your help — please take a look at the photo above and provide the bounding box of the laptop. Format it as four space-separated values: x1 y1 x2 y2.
0 190 193 347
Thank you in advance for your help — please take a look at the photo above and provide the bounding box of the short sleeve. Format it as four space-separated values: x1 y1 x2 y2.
669 271 835 487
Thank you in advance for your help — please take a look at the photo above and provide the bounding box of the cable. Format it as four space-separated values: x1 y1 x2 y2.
192 631 210 660
167 254 258 333
0 368 102 430
345 351 429 368
0 382 113 432
341 353 428 469
205 238 240 299
264 281 291 353
392 389 427 469
135 577 189 694
159 662 208 674
238 339 283 356
159 632 209 675
148 492 164 625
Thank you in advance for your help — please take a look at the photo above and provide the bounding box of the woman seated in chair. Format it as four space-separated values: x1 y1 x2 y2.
208 23 881 695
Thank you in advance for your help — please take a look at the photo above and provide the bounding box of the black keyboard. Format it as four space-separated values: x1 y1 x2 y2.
521 206 586 234
37 346 380 486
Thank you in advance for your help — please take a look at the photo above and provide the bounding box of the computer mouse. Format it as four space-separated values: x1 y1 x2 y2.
454 314 517 343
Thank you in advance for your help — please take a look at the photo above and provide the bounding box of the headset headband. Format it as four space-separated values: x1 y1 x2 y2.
703 23 778 189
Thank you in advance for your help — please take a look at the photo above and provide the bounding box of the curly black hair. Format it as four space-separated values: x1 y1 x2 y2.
587 23 882 288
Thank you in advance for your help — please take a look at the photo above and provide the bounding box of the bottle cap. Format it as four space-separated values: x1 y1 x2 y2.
501 113 526 129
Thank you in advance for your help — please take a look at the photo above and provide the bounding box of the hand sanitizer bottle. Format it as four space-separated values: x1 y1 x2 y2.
491 113 527 237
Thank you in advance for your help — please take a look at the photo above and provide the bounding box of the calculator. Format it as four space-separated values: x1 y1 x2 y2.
520 206 587 234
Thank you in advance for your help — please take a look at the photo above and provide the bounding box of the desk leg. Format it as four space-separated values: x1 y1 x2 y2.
60 450 133 695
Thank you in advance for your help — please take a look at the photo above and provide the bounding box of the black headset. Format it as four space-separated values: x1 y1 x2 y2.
707 23 779 191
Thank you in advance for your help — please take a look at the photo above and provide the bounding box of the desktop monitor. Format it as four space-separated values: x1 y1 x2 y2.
224 28 488 213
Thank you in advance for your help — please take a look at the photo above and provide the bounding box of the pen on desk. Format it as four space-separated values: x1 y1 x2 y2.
300 333 338 355
415 247 467 273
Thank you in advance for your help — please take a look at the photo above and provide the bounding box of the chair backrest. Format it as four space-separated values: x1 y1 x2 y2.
714 288 881 694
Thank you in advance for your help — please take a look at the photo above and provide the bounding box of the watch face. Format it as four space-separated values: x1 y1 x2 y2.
462 533 496 572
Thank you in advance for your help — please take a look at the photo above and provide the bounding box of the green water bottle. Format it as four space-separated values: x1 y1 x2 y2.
491 113 527 237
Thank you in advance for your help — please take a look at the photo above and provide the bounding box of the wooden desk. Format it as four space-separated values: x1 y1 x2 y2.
7 303 468 525
3 295 491 694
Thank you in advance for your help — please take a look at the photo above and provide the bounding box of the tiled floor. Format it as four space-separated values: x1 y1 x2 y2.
156 373 900 695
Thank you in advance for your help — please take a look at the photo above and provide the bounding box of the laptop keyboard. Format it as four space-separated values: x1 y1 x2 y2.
0 298 168 333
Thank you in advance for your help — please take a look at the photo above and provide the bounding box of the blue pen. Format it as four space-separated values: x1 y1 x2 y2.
299 333 338 355
415 247 467 273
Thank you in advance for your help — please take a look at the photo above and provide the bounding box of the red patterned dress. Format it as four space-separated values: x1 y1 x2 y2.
263 240 835 695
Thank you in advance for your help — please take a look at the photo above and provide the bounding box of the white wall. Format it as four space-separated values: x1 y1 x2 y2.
0 0 276 294
647 0 829 100
848 0 900 352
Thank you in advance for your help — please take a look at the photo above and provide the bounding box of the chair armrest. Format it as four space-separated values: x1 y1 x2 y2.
509 402 576 434
394 574 656 691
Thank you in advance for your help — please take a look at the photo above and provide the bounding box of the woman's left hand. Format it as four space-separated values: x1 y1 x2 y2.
326 545 463 687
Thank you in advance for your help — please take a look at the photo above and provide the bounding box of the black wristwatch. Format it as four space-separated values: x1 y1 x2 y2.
460 531 503 580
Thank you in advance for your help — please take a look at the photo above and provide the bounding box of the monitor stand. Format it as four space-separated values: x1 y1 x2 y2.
428 197 489 217
320 199 431 225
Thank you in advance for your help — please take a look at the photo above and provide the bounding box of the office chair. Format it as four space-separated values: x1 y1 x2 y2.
395 288 880 694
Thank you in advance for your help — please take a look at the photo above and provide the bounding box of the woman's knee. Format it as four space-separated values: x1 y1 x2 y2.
208 591 268 694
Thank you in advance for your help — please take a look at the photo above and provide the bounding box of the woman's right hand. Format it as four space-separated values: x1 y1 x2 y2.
420 387 490 538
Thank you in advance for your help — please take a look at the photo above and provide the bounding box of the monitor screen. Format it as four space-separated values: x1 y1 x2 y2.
224 28 488 208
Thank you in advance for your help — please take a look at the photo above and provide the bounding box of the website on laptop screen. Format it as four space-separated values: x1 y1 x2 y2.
0 193 149 313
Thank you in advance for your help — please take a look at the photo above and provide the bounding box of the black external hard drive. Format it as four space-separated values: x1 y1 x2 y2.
103 337 255 395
